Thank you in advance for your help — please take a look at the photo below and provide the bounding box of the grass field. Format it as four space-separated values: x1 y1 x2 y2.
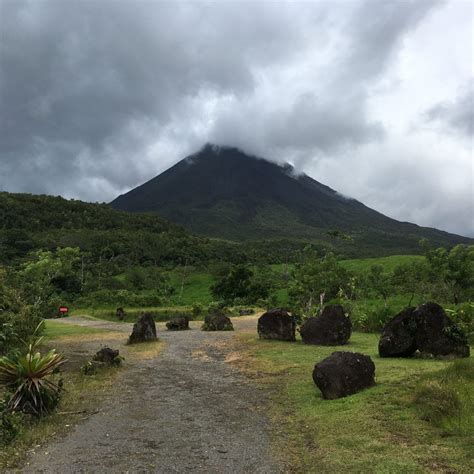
340 254 424 273
237 332 474 473
44 320 108 338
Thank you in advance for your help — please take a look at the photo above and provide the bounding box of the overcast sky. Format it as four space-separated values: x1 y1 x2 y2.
0 0 473 236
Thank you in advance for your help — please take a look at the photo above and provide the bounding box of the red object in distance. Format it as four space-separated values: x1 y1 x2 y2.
59 307 69 313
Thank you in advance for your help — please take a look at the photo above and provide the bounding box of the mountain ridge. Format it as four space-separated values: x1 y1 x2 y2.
110 144 473 254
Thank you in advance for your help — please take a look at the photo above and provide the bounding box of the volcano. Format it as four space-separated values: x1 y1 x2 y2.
110 144 472 255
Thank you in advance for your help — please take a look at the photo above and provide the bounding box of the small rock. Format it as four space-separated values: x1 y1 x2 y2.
257 308 296 341
166 315 190 331
313 351 375 400
239 309 254 315
201 312 234 331
116 307 126 320
93 347 120 365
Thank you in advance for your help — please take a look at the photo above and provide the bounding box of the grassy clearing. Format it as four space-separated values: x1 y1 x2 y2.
43 320 108 339
166 269 214 305
340 254 424 273
235 331 473 473
72 306 193 323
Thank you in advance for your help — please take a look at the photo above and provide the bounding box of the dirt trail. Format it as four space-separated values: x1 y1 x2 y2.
23 316 281 473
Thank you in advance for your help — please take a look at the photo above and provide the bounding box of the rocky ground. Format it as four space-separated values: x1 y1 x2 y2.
22 316 282 473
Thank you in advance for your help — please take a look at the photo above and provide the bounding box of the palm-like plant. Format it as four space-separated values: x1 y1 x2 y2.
0 323 65 416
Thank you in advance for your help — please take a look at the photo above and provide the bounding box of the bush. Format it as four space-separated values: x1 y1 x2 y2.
446 303 474 343
75 289 163 308
0 327 65 417
0 278 43 355
0 400 24 446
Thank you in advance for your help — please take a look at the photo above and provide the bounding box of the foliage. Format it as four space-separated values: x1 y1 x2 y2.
422 241 474 304
289 251 350 318
0 273 43 355
445 303 474 343
0 400 24 446
210 265 270 304
0 325 65 416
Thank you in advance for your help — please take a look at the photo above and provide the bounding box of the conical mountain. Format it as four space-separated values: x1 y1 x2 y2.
111 144 472 254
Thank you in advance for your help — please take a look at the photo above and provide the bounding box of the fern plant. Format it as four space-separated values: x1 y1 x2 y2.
0 323 65 416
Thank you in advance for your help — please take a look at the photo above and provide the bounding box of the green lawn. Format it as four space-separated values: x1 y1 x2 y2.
43 320 108 339
239 332 473 473
166 270 214 305
340 254 424 273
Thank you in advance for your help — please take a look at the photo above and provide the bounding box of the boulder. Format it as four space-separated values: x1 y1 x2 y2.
313 351 375 400
257 308 296 342
378 307 418 357
116 307 126 320
128 312 158 344
239 309 255 316
202 313 234 331
166 316 190 331
300 305 351 345
378 303 470 358
414 302 470 358
93 347 120 365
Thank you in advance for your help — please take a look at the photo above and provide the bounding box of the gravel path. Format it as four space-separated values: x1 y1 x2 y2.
23 316 281 473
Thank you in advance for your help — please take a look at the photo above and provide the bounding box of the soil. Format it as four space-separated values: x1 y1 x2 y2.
21 316 282 473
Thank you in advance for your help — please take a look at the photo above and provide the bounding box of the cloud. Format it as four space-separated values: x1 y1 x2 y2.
424 80 473 138
0 0 472 236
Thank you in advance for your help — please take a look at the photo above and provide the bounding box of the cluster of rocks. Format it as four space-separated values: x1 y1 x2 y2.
256 302 470 400
120 301 469 401
379 302 470 358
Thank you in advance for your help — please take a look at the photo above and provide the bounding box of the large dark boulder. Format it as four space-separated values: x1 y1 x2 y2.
414 302 470 357
93 347 121 365
300 305 351 345
166 316 190 331
379 303 470 358
128 312 158 344
378 307 418 357
257 308 296 342
202 313 234 331
313 351 376 400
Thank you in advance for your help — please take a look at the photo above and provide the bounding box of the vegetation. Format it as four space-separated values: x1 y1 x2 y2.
0 325 65 416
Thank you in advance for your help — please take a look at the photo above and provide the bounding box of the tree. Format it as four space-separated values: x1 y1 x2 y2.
422 242 474 304
366 265 392 307
210 265 269 304
289 252 350 317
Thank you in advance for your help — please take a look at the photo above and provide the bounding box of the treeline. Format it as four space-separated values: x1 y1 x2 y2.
0 192 323 268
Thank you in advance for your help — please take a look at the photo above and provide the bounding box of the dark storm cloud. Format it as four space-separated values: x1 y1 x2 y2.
424 81 473 138
0 0 471 236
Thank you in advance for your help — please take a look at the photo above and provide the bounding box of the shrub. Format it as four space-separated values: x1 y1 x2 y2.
446 303 474 343
0 326 65 417
0 399 24 446
192 303 203 318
